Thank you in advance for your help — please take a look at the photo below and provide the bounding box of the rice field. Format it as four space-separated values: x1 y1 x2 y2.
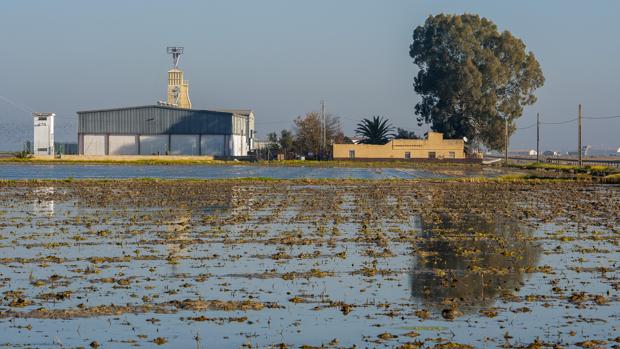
0 179 618 348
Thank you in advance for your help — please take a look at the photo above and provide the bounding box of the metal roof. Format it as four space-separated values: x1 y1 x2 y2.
78 105 250 135
216 109 253 116
78 105 232 116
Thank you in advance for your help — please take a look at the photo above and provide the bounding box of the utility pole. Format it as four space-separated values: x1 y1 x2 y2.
504 118 508 165
321 100 326 161
536 113 540 163
578 104 582 167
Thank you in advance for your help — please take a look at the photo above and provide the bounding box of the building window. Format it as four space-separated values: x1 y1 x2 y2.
404 152 411 159
349 150 355 159
428 151 436 159
448 151 455 159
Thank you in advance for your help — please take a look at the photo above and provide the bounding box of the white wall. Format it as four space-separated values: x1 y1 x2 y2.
139 135 168 155
81 133 242 156
231 134 246 156
200 134 226 156
109 135 138 155
83 134 106 155
170 135 199 155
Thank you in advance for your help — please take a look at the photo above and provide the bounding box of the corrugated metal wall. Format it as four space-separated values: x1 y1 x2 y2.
78 106 243 135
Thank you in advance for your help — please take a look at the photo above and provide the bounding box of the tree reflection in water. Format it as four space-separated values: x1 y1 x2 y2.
410 211 541 314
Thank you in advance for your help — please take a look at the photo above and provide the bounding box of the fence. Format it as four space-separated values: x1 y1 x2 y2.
545 157 620 168
485 155 620 168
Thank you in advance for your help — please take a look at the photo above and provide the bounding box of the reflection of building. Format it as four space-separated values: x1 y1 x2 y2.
32 187 55 217
333 132 465 160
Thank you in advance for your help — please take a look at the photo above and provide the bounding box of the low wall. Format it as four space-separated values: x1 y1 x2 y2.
332 157 482 164
32 155 215 162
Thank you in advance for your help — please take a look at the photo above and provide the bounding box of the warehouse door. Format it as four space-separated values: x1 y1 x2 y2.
83 135 106 155
139 135 168 155
109 135 138 155
200 135 226 156
170 135 199 155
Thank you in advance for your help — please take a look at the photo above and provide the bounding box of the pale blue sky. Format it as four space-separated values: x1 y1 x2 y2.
1 0 619 151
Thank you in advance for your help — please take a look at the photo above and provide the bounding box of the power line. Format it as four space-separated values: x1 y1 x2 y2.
540 117 579 125
516 114 620 129
584 115 620 120
0 95 35 114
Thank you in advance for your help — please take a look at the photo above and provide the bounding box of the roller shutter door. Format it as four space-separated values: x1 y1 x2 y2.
109 135 138 155
139 135 168 155
170 135 199 155
83 135 106 155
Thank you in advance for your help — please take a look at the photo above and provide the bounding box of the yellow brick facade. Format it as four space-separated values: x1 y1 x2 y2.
333 132 465 160
167 69 192 109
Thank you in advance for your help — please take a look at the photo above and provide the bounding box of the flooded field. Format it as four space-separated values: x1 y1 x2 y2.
0 164 509 180
0 179 619 348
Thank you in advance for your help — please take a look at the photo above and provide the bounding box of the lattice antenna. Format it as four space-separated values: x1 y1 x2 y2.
167 46 184 69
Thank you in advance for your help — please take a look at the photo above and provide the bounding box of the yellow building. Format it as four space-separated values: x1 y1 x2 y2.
333 132 465 160
167 68 191 109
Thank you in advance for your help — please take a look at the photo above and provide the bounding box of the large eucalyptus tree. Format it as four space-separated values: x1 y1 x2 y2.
410 14 545 150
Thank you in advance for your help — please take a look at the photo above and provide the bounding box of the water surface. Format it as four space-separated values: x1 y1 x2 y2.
0 181 617 348
0 163 504 180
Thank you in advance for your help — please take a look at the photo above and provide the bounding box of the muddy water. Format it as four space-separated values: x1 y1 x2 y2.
0 163 507 180
0 181 618 348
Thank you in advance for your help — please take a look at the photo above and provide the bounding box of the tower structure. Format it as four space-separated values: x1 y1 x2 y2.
33 112 55 155
166 47 191 109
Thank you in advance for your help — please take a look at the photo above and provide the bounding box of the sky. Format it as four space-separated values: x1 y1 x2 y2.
1 0 619 152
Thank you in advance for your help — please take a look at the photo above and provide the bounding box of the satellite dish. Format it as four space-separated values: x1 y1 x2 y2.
463 137 468 143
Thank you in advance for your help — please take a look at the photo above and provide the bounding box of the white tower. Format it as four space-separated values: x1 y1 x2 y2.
33 112 55 155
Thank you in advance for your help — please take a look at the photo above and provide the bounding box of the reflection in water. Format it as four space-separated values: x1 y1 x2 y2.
164 211 192 274
410 213 541 313
32 187 55 217
162 185 244 273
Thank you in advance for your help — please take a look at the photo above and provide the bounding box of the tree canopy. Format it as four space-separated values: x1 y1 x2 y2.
279 129 294 154
266 132 280 151
355 116 394 145
293 111 341 159
395 127 419 139
410 14 545 150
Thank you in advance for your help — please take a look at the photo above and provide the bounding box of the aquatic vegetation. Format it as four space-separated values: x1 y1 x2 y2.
515 162 619 176
602 173 620 184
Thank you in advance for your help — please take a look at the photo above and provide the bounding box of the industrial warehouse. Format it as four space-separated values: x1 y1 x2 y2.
78 106 254 156
76 47 255 157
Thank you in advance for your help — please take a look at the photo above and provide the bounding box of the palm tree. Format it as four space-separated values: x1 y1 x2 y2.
355 116 394 144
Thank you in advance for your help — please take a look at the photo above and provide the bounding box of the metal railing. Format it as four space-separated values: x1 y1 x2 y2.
546 157 620 168
484 154 620 168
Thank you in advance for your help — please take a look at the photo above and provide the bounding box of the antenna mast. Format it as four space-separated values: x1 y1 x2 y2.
321 100 326 160
167 46 184 69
